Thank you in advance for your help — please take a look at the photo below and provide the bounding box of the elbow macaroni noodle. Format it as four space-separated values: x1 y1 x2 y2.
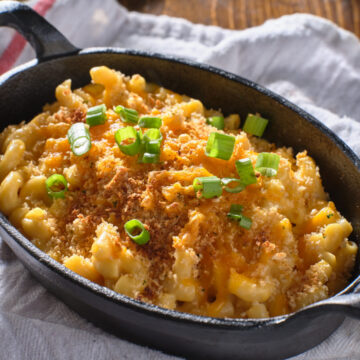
0 66 357 319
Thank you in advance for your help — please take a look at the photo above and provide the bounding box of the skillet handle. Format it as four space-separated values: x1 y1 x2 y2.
0 1 79 62
292 292 360 320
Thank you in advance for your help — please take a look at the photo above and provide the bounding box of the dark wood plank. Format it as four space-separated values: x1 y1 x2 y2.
118 0 358 37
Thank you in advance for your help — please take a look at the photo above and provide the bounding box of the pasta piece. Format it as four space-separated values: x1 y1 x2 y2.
21 208 52 249
91 222 121 279
228 270 273 303
157 293 177 310
247 303 270 319
0 171 24 215
0 139 25 181
20 176 50 205
9 206 29 229
64 255 102 284
224 114 240 130
114 274 145 298
128 74 146 94
55 79 85 110
172 248 199 302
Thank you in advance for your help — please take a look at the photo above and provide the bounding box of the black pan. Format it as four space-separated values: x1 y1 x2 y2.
1 2 360 359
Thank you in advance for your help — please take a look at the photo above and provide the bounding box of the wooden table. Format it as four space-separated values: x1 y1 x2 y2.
119 0 360 38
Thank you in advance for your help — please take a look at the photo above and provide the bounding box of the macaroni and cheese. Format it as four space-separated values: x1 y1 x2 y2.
0 66 356 318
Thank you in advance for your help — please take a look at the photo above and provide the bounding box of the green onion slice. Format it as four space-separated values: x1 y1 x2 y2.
138 128 145 154
255 152 280 177
143 128 162 142
243 114 268 137
239 215 252 229
143 128 163 154
124 219 150 245
46 174 68 199
227 204 252 229
221 178 245 193
206 116 225 130
205 132 235 160
67 123 91 156
137 129 162 164
230 204 244 214
227 204 243 220
146 141 161 155
138 116 162 129
138 128 144 145
193 176 222 199
141 152 160 163
115 127 141 156
142 129 162 155
235 158 257 186
86 104 107 126
114 105 139 124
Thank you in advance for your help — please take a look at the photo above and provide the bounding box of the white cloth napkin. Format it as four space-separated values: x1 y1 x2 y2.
1 0 360 359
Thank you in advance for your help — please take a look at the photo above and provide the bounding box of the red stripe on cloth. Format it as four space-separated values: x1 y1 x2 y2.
0 33 27 75
0 0 56 75
33 0 57 16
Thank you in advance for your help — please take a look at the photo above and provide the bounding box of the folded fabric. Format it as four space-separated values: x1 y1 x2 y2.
0 0 360 359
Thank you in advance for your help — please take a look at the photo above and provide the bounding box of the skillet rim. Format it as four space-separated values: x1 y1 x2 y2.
1 47 360 329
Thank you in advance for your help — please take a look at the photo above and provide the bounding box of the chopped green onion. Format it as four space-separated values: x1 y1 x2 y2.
137 128 145 155
227 204 252 229
86 104 107 126
221 178 245 193
255 152 280 177
138 129 163 163
146 141 161 155
206 116 225 130
235 158 257 186
230 204 243 213
46 174 68 199
143 128 162 142
227 204 243 220
67 123 91 156
139 116 162 129
141 153 160 163
143 128 163 154
114 105 139 124
138 128 144 147
124 219 150 245
138 129 162 164
193 176 222 199
115 127 141 156
238 215 252 229
205 132 235 160
230 204 244 214
243 114 268 137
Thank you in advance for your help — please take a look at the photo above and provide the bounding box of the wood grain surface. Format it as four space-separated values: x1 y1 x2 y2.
118 0 360 38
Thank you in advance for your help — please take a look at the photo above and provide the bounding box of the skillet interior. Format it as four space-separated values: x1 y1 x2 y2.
1 50 360 359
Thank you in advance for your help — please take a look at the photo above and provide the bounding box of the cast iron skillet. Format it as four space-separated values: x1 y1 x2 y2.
1 2 360 359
